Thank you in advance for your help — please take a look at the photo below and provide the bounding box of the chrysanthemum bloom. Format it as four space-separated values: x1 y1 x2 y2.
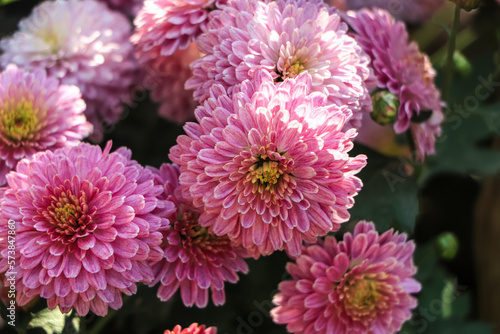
271 221 421 334
131 0 226 63
170 70 366 257
148 163 248 307
334 0 445 23
164 323 217 334
186 0 373 130
0 65 92 186
0 0 139 142
346 8 444 160
144 43 200 123
0 142 173 316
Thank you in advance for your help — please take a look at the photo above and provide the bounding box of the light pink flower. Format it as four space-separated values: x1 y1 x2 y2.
148 163 248 307
0 65 92 186
0 0 139 142
0 142 173 316
164 323 217 334
187 0 373 130
144 43 200 123
346 8 444 160
271 221 421 334
170 70 366 258
132 0 226 62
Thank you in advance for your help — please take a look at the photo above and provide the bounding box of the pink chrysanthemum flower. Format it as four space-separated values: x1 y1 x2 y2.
346 8 444 160
148 163 248 307
0 142 173 316
170 70 366 257
0 65 92 186
132 0 226 62
271 221 421 334
144 43 200 123
0 0 139 142
186 0 372 130
332 0 445 23
164 323 217 334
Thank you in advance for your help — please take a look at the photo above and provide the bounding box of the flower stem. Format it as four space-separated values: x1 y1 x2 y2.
442 4 462 104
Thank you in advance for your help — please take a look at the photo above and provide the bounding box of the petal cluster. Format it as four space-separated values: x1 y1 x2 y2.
271 221 421 334
171 70 366 258
186 0 372 130
149 163 248 307
164 323 217 334
0 65 92 186
0 142 172 316
346 8 444 160
0 0 139 141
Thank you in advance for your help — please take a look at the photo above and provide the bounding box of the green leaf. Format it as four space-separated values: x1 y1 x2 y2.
477 104 500 135
0 0 20 5
28 308 79 334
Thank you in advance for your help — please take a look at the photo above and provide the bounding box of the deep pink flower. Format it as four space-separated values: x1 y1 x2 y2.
170 70 366 258
164 323 217 334
0 65 92 186
144 43 200 124
271 221 421 334
0 142 173 316
148 163 248 307
346 8 444 160
186 0 373 130
132 0 226 62
0 0 139 142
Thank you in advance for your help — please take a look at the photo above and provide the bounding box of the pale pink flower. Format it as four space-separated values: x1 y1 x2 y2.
170 70 366 258
346 8 444 160
0 142 173 316
0 0 139 142
149 163 248 307
187 0 373 130
0 65 92 186
271 221 421 334
164 323 217 334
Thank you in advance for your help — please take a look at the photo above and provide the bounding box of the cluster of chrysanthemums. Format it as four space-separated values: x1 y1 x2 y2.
0 0 446 332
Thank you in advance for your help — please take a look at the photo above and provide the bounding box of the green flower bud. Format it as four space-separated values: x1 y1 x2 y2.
370 90 399 126
449 0 481 11
435 232 459 260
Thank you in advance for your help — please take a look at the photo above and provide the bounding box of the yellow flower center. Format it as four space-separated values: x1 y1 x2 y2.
342 277 387 323
0 98 39 143
250 160 283 187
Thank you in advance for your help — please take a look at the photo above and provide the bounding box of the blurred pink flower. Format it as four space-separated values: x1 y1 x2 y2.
132 0 226 62
149 163 248 307
187 0 373 130
0 142 173 316
0 65 92 186
271 221 421 334
170 70 366 258
164 323 217 334
0 0 139 142
346 8 444 160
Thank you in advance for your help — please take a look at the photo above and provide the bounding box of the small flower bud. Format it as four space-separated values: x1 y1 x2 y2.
370 90 399 125
449 0 481 11
435 232 459 260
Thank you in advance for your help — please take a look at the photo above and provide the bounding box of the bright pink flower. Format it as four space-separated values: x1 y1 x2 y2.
164 323 217 334
144 43 200 124
271 221 421 334
0 142 173 316
0 65 92 186
148 163 248 307
346 8 444 160
187 0 373 130
170 70 366 258
0 0 139 142
132 0 226 62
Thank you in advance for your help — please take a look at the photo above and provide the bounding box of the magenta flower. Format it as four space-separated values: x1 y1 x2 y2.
186 0 372 130
170 70 366 258
346 8 444 160
0 142 173 316
144 43 200 124
132 0 226 62
0 65 92 186
0 0 139 142
164 323 217 334
271 221 421 334
148 163 248 307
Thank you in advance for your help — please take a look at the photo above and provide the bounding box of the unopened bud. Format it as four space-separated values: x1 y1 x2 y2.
449 0 480 11
370 90 399 125
435 232 459 260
